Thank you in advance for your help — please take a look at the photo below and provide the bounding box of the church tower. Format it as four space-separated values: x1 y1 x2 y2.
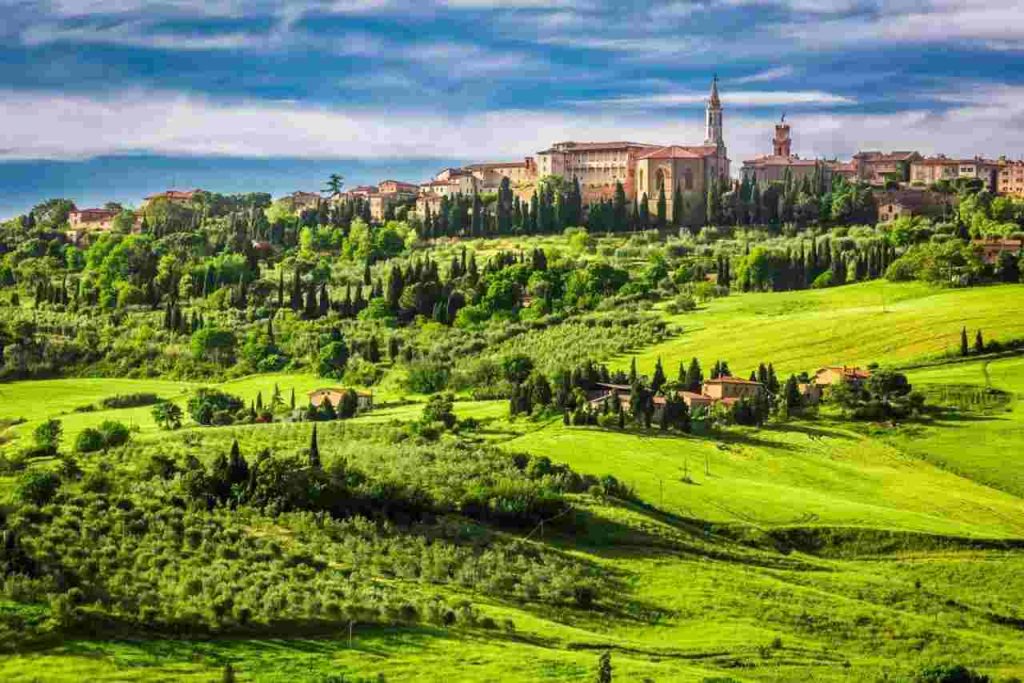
704 76 724 151
773 115 792 157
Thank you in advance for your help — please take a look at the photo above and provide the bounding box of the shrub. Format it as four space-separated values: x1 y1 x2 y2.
188 388 244 425
97 421 130 448
406 361 450 394
75 428 105 453
15 471 61 505
100 393 160 409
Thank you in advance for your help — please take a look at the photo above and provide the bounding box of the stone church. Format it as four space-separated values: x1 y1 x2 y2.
633 77 731 225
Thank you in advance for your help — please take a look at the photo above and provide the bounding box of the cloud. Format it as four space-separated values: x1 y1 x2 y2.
2 87 1024 169
579 90 857 107
731 66 796 84
21 21 267 51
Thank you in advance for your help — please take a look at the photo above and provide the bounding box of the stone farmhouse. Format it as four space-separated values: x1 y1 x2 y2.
875 190 953 223
587 375 766 422
973 238 1024 265
308 388 374 412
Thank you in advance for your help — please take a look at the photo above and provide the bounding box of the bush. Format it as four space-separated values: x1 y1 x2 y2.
75 428 105 453
15 471 61 505
97 420 130 448
100 393 160 409
406 361 450 394
914 664 991 683
188 388 244 425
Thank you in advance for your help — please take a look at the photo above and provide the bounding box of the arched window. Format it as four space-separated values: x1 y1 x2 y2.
655 168 666 191
684 168 694 190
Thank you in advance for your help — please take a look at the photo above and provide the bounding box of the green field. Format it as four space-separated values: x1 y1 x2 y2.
623 281 1024 377
3 282 1024 681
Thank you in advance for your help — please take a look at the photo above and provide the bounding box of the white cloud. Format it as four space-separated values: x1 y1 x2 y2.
21 22 266 51
3 87 1024 168
581 90 856 107
731 66 796 84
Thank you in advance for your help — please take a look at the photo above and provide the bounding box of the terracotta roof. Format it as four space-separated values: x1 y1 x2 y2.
704 376 762 385
854 151 918 162
464 161 530 170
144 189 202 201
639 145 720 160
539 141 659 154
817 366 871 380
743 155 821 167
72 208 118 218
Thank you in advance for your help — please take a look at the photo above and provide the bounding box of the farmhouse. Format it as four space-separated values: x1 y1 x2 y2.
143 189 203 206
876 190 952 223
974 238 1024 265
308 388 373 411
814 366 871 387
69 207 118 232
701 376 764 405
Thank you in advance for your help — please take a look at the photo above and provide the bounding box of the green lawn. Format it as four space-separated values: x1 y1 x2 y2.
895 356 1024 497
503 418 1024 539
623 281 1024 377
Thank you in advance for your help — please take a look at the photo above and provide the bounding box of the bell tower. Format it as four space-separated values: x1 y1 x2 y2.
773 114 791 157
704 75 724 151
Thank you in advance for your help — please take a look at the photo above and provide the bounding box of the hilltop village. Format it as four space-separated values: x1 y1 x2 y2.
61 78 1024 248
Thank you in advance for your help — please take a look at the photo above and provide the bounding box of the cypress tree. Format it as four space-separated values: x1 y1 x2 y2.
651 358 666 393
656 183 667 228
629 357 637 384
672 182 684 227
974 329 985 354
960 327 969 357
309 425 321 469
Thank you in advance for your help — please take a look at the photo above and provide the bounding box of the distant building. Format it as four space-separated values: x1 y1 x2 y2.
973 238 1024 265
536 141 658 204
742 116 830 185
367 180 419 222
464 159 536 191
814 366 871 387
68 207 118 232
997 158 1024 198
143 189 203 206
909 156 998 190
308 388 373 412
852 151 921 186
875 190 953 223
284 191 323 211
701 376 765 406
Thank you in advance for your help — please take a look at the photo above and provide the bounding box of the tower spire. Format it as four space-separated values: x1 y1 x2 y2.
705 75 724 150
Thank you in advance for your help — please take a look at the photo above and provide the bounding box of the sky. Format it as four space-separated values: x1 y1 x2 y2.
2 0 1024 216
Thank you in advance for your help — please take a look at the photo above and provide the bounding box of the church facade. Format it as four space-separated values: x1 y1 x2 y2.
633 79 729 224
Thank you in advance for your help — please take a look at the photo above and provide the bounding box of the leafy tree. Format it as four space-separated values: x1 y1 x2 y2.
191 327 237 365
152 402 183 430
324 173 345 197
16 471 61 505
75 428 105 453
318 340 350 379
188 388 244 425
33 419 62 452
422 393 457 429
502 354 534 385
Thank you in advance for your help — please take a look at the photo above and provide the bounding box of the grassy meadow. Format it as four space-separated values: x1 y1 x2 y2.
623 280 1024 376
3 281 1024 682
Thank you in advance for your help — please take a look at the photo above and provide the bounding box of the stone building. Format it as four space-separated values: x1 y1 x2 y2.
875 190 953 222
534 141 658 203
632 78 731 223
741 116 828 185
909 156 998 190
997 159 1024 197
852 151 921 186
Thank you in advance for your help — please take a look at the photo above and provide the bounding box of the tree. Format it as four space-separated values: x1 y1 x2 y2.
656 184 667 228
191 327 237 365
16 471 61 506
152 402 184 430
596 650 612 683
33 419 62 453
960 326 969 357
651 358 666 393
422 393 457 429
318 340 350 378
309 425 321 469
324 173 345 198
974 329 985 354
672 183 684 227
502 354 534 385
684 358 703 393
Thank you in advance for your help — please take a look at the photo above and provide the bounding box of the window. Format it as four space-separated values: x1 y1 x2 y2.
684 168 694 190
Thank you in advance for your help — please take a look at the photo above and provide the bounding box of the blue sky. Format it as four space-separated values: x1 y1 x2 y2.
1 0 1023 215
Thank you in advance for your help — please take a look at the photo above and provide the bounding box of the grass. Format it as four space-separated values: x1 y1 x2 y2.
4 281 1024 681
623 280 1024 377
502 418 1024 539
